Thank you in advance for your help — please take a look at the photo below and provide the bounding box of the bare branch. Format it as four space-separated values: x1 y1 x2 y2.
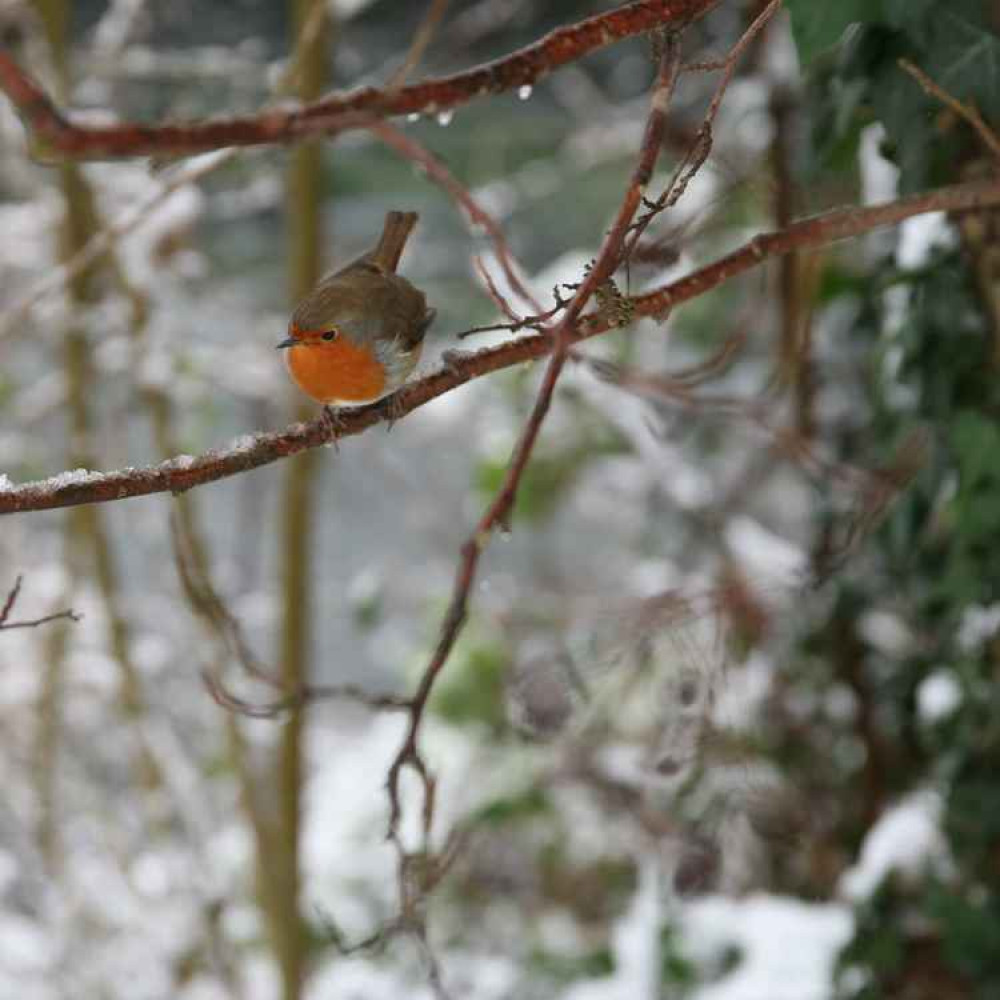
0 0 720 160
899 57 1000 162
3 175 1000 516
0 576 21 625
386 0 452 90
0 153 233 343
383 29 686 840
0 576 80 630
370 121 541 313
622 0 783 261
170 507 412 717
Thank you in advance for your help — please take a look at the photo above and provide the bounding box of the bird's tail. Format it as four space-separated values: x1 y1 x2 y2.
370 210 418 272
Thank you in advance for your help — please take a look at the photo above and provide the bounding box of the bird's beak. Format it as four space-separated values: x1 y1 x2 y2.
275 337 297 350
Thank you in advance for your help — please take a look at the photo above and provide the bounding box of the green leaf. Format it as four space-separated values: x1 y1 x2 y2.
870 59 936 192
529 946 615 982
952 412 1000 490
474 434 625 524
926 8 1000 121
882 0 936 30
786 0 883 64
472 787 551 825
430 638 509 728
928 886 1000 980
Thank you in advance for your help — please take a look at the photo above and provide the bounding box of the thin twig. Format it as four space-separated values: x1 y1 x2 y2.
472 254 526 323
370 121 542 313
383 30 685 840
171 508 410 717
576 351 928 583
0 150 233 343
387 0 452 90
622 0 783 262
0 576 80 630
201 670 411 719
0 610 81 631
170 511 283 690
899 57 1000 162
0 576 22 625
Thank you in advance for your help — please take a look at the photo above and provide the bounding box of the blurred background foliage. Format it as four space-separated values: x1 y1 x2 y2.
1 1 999 998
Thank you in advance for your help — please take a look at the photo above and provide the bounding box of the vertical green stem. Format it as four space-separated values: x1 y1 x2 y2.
264 2 331 996
32 0 162 863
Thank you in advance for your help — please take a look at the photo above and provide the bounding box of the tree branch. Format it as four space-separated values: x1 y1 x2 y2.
383 29 687 837
369 120 541 313
0 0 720 160
899 57 1000 163
0 576 80 630
3 174 999 516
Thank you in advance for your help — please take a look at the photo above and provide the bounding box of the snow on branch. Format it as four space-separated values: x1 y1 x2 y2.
2 175 998 517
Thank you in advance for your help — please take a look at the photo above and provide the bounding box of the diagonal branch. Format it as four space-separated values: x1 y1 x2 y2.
0 0 720 160
3 175 1000 516
386 0 452 90
369 120 541 313
898 57 1000 163
622 0 782 261
0 150 234 344
383 29 686 838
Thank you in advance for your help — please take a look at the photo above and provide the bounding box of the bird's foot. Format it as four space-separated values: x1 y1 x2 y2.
440 348 467 379
322 405 347 447
384 390 409 431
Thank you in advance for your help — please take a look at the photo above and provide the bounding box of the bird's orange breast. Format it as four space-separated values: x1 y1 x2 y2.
285 334 386 404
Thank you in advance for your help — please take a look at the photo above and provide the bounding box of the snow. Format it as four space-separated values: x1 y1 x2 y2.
0 915 54 971
917 670 962 723
686 895 853 1000
840 791 946 901
331 0 379 16
858 611 913 656
714 651 775 729
471 180 518 221
47 468 105 489
859 124 899 206
560 879 852 1000
957 603 1000 651
562 857 662 1000
229 433 264 453
897 213 952 270
725 516 805 587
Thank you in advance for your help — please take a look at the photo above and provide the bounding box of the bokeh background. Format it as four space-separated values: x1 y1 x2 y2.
2 1 999 998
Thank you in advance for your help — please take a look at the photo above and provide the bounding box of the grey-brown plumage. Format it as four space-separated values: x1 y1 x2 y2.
290 210 435 355
280 210 436 403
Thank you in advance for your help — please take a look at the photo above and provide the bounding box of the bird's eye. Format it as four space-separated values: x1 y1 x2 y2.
321 330 338 342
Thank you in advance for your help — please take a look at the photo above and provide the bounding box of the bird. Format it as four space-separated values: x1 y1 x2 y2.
276 210 435 427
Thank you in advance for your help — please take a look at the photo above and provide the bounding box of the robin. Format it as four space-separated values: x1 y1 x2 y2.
277 210 435 426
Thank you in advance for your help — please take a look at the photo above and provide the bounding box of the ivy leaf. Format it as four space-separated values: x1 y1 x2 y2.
882 0 936 30
870 55 936 193
786 0 884 65
925 8 1000 120
952 411 1000 490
